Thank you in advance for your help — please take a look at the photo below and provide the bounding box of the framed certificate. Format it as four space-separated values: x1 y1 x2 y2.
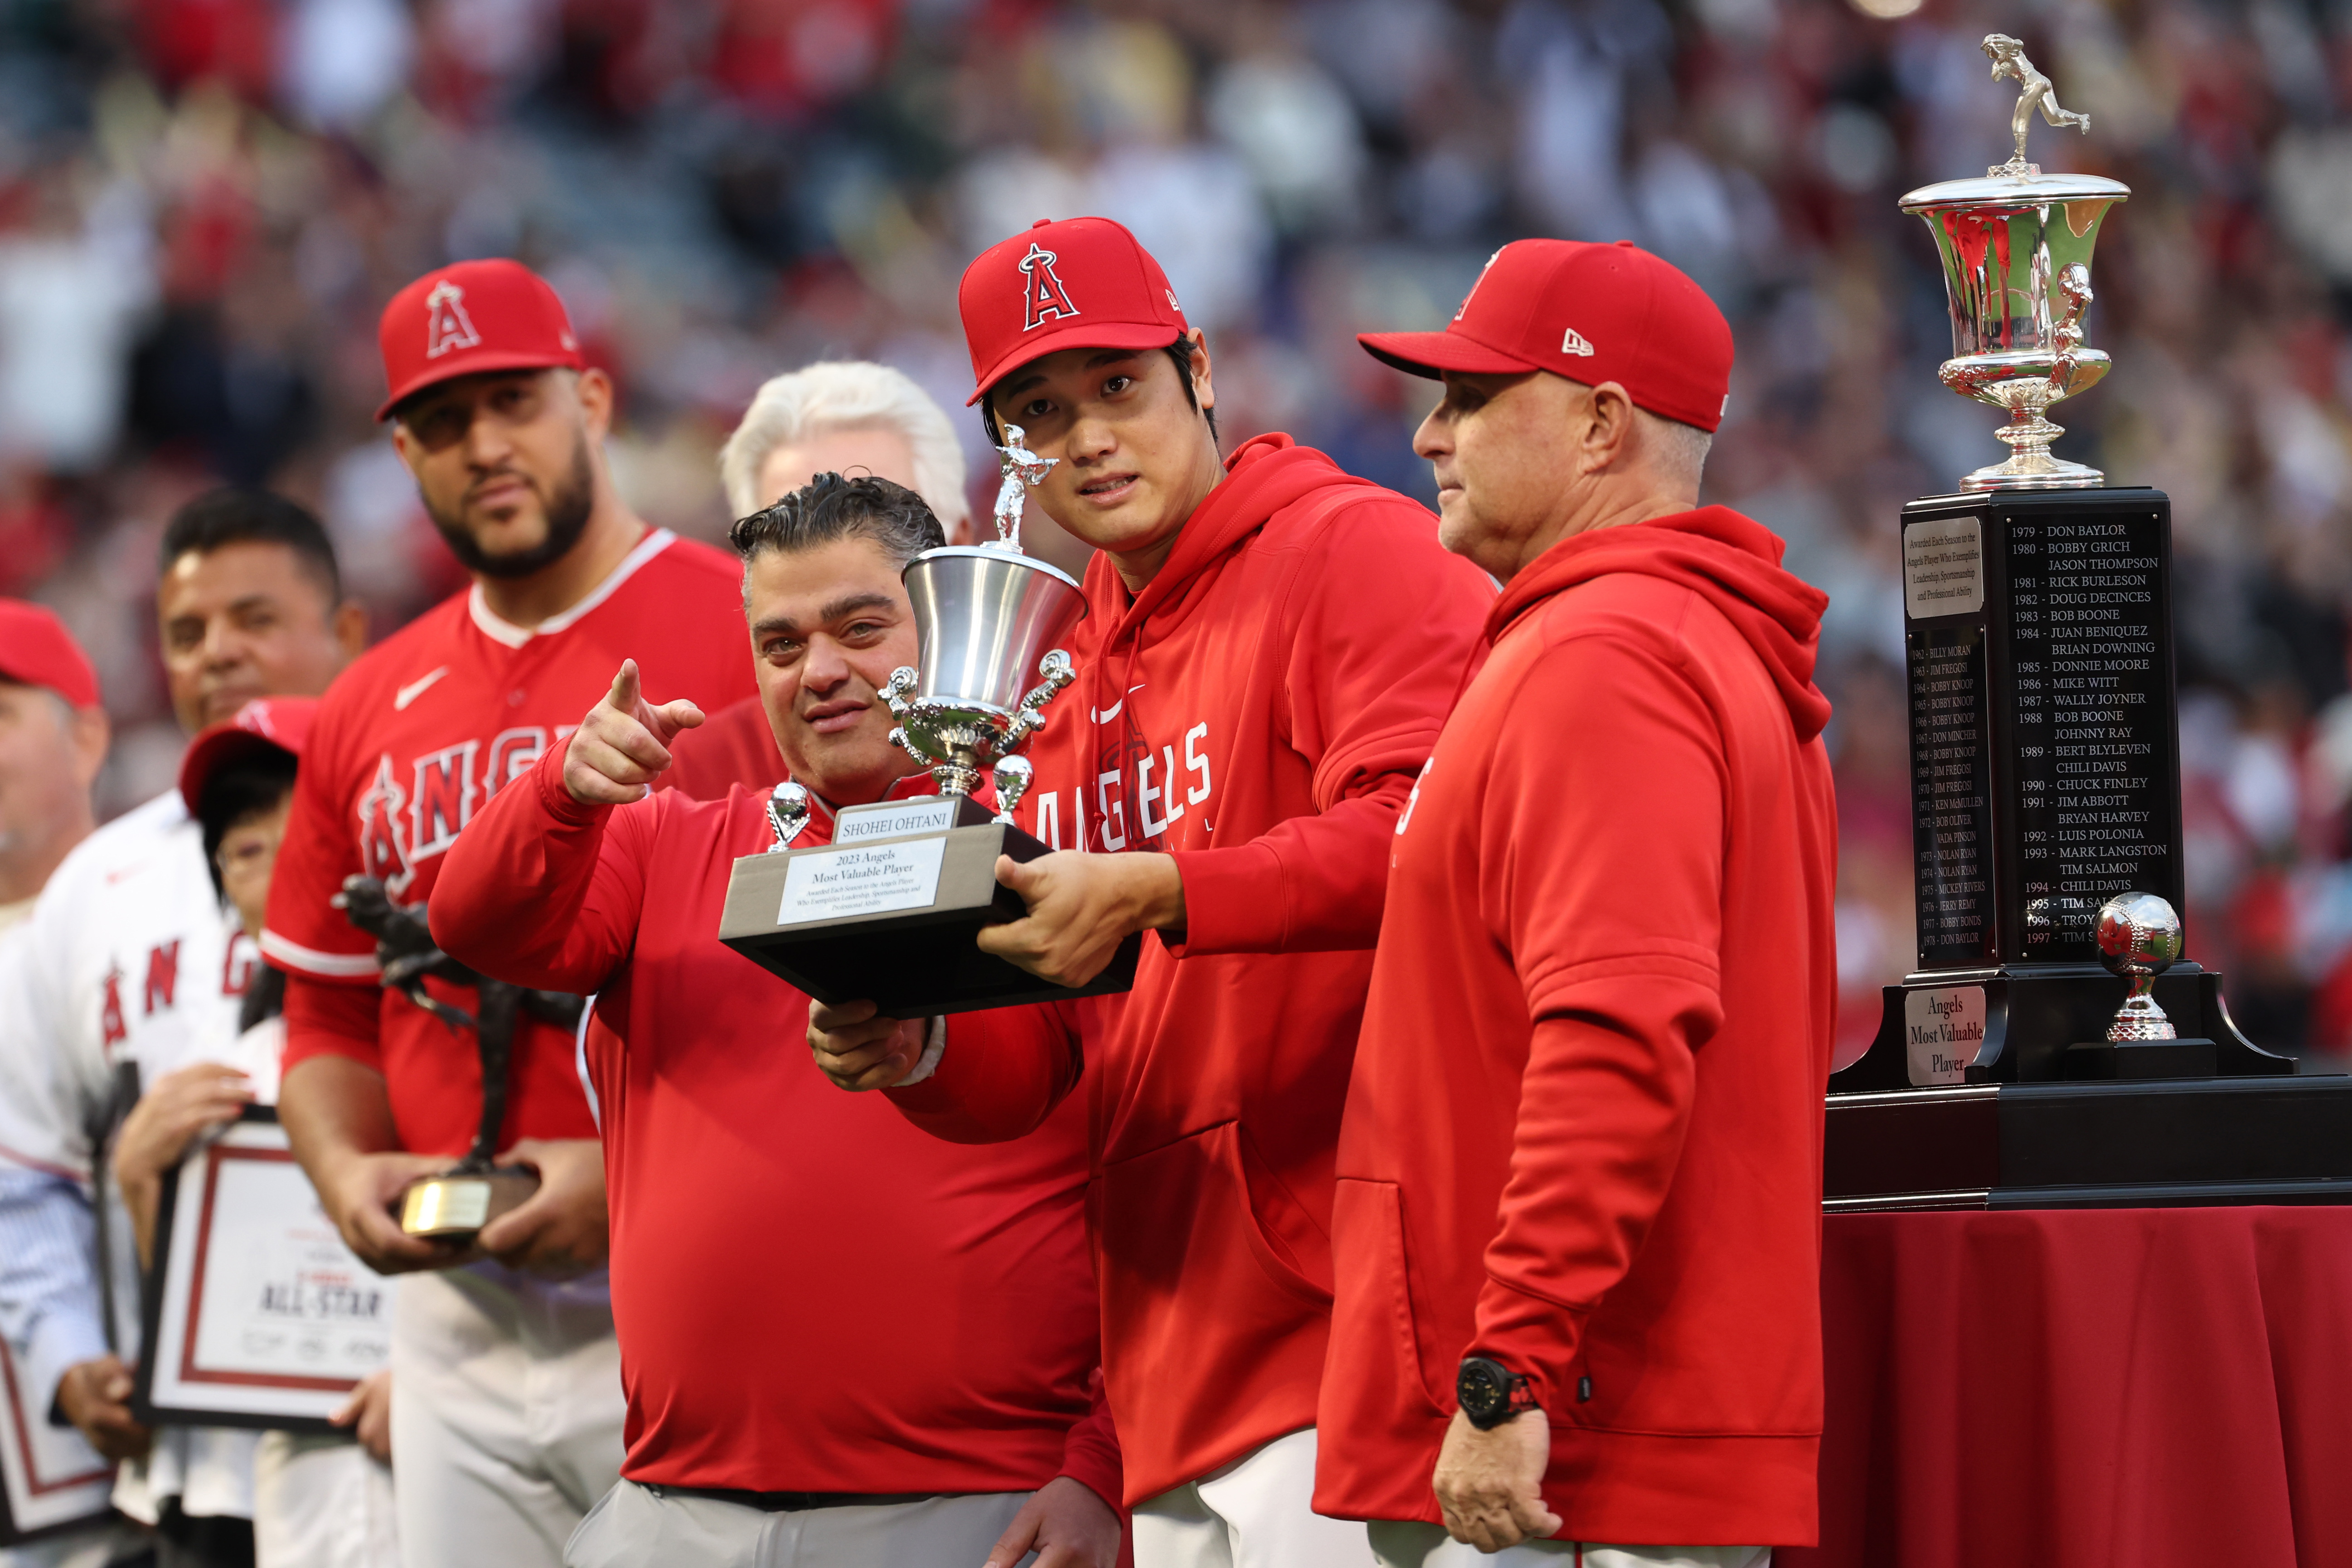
133 1109 390 1432
0 1333 115 1544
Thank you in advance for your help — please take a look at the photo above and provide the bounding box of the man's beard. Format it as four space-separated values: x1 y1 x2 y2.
428 436 597 580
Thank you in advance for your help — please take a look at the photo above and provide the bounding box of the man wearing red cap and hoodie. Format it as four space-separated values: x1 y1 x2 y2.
1315 241 1837 1567
809 218 1494 1566
262 260 755 1568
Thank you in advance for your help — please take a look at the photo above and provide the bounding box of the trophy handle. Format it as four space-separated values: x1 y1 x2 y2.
992 755 1034 824
765 781 810 852
882 667 927 765
1002 649 1076 750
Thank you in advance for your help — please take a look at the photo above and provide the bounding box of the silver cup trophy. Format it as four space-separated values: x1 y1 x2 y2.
1901 35 2129 491
714 426 1139 1015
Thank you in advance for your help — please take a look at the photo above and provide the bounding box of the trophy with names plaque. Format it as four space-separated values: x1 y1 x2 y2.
1821 34 2352 1217
716 427 1140 1017
1831 35 2294 1104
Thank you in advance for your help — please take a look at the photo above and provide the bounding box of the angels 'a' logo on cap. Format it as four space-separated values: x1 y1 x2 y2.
424 279 482 360
1455 248 1503 322
1018 242 1081 332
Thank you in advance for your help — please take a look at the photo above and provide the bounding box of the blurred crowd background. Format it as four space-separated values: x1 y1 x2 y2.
5 0 2352 1064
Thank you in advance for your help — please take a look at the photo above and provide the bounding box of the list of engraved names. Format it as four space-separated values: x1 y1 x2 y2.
2007 511 2171 954
1910 625 1993 967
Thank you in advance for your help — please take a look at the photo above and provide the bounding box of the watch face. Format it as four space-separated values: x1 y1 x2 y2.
1458 1359 1504 1418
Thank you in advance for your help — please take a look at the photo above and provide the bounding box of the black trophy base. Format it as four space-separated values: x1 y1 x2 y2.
1828 961 2293 1090
718 799 1140 1018
1823 1077 2352 1211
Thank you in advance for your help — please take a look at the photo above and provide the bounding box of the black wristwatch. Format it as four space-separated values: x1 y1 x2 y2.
1457 1356 1540 1430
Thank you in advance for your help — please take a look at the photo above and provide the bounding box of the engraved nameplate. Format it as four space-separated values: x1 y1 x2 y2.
1904 516 1984 619
779 839 947 923
1904 986 1986 1086
835 798 960 842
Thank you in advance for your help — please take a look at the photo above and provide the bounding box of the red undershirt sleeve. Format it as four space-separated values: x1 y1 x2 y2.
1164 497 1491 957
1053 1368 1125 1515
886 999 1083 1145
1465 625 1727 1416
427 743 648 994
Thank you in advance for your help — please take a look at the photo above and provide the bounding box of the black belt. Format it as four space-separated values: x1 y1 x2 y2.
650 1486 945 1513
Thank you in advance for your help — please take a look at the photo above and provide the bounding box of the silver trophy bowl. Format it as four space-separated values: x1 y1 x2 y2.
1901 34 2129 492
885 545 1087 814
2095 891 2184 1041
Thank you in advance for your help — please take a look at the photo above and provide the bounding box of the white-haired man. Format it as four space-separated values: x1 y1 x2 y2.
673 361 973 799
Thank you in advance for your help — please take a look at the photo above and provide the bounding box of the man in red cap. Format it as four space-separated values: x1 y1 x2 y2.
0 496 364 1568
1314 240 1836 1566
0 602 107 919
0 601 118 1564
262 258 756 1568
809 217 1495 1566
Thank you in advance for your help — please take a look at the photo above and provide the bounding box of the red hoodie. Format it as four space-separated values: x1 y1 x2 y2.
429 749 1118 1504
888 435 1494 1503
1313 507 1838 1546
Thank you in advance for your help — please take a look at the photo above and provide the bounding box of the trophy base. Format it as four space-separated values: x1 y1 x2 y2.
398 1166 539 1240
718 798 1140 1017
2061 1036 2217 1079
1831 963 2293 1091
1960 453 2105 492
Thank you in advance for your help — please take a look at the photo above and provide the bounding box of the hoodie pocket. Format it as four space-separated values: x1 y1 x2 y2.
1328 1176 1449 1420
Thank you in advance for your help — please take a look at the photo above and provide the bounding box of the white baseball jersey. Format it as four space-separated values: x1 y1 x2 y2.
0 788 260 1524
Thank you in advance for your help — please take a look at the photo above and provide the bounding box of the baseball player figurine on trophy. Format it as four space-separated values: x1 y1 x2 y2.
714 429 1140 1016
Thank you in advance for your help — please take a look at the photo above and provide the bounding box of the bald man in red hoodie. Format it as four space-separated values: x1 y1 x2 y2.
811 218 1494 1566
1315 242 1837 1567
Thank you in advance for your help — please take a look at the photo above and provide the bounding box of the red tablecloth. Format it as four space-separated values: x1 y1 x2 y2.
1781 1206 2352 1568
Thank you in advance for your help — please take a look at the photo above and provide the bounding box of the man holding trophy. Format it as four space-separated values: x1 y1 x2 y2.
808 216 1494 1566
429 474 1121 1568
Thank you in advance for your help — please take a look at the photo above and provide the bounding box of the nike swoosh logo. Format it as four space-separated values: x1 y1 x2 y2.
1090 684 1146 724
393 667 451 710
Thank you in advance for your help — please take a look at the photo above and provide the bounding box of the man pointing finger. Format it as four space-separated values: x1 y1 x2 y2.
563 660 705 806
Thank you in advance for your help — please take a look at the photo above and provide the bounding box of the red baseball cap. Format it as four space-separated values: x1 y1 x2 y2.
0 599 99 709
1358 239 1734 433
959 217 1190 406
376 258 585 421
178 697 319 816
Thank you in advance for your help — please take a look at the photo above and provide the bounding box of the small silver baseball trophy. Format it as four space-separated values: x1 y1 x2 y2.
2057 893 2220 1079
1900 34 2129 491
716 426 1139 1016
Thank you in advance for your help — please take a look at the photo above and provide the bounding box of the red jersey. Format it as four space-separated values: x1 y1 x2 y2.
262 529 758 1155
886 436 1494 1503
1314 510 1838 1546
426 747 1118 1500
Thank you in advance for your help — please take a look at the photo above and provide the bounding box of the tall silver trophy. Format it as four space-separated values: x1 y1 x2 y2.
1901 34 2129 490
716 429 1139 1016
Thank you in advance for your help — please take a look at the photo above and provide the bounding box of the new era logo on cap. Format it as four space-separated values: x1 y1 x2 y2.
1358 239 1735 434
960 217 1190 403
376 258 587 421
